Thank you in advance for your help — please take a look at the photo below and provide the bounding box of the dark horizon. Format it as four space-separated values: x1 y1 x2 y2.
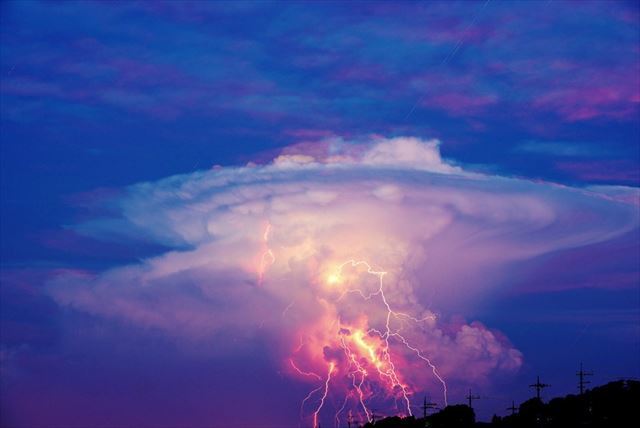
363 378 639 427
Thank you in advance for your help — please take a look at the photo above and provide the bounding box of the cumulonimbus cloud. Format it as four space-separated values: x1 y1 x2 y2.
48 136 638 424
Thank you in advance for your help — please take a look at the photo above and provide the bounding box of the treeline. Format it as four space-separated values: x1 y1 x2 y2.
362 380 639 428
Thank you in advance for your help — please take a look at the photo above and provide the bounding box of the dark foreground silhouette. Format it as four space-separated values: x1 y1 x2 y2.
361 380 639 428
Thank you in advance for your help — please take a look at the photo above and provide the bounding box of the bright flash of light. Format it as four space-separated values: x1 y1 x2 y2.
326 273 341 285
286 258 449 427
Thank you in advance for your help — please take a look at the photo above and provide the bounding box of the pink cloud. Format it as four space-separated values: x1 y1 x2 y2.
529 63 640 122
534 86 639 122
46 136 638 423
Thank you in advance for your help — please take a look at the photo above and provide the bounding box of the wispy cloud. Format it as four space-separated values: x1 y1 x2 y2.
514 140 616 158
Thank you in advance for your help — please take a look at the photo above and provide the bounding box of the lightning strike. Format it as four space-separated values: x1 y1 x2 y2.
333 260 448 407
291 259 448 427
301 384 326 425
312 362 335 428
290 359 322 381
257 222 275 286
335 395 350 428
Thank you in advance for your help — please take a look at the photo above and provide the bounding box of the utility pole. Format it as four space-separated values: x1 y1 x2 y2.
507 401 518 415
347 410 353 428
529 376 550 400
576 363 593 395
466 389 481 409
422 396 438 418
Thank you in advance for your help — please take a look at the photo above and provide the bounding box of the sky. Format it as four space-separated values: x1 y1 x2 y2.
0 1 639 427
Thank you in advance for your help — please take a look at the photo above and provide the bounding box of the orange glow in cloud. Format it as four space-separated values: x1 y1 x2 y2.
326 272 341 286
285 258 447 426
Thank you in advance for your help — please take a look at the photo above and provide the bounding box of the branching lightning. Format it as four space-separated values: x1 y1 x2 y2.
312 362 335 428
290 359 322 381
294 260 448 427
256 224 447 427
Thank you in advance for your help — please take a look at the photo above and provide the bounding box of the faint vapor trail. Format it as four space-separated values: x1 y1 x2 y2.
404 0 492 120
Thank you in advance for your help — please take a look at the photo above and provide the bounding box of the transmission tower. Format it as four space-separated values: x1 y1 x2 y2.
529 375 550 400
422 396 438 418
466 389 481 409
577 362 594 395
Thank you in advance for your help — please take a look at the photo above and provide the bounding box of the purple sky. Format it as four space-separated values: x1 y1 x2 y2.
1 1 639 427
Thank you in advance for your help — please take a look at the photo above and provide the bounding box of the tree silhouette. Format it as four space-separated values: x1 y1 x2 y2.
359 380 638 428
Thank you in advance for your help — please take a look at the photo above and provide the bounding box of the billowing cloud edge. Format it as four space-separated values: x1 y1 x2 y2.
46 136 638 416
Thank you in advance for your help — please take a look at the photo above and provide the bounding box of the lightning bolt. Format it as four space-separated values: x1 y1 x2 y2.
289 258 448 426
301 384 326 426
339 334 373 424
257 223 275 286
290 359 322 381
336 260 448 407
334 395 350 428
312 362 335 428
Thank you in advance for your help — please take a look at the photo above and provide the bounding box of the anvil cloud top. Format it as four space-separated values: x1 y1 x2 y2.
1 1 638 427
